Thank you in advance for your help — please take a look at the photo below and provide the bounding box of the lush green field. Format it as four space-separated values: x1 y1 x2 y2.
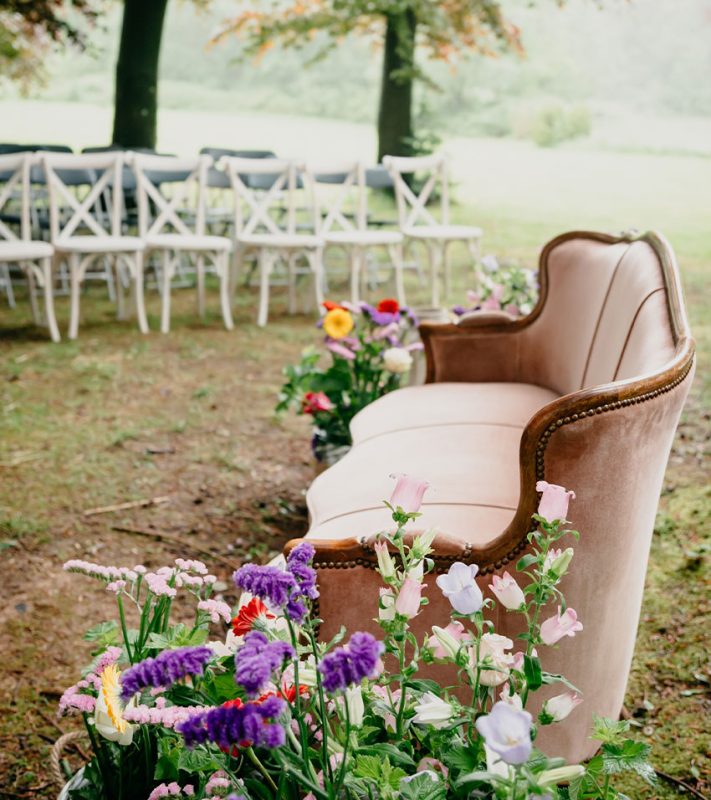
0 108 708 798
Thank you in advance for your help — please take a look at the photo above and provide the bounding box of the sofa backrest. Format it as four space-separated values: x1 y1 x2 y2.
520 235 680 395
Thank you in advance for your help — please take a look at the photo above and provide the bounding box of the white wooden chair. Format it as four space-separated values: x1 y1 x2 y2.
222 157 325 327
130 154 233 334
383 154 483 307
42 152 148 339
0 152 59 341
316 162 406 305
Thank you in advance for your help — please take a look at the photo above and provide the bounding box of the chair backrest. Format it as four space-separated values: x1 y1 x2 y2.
314 162 370 234
222 157 319 238
382 153 451 229
0 152 33 241
131 154 211 238
41 152 124 242
518 232 686 395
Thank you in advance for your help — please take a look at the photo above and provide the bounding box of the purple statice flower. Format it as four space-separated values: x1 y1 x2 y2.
286 542 319 622
233 564 298 609
177 695 286 750
318 631 384 692
234 631 294 697
120 646 213 700
234 544 319 624
361 302 401 326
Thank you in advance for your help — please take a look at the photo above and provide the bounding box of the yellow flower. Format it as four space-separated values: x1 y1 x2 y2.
95 664 135 745
323 308 354 340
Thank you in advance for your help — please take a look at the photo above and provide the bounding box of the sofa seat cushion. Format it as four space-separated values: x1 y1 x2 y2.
307 422 524 545
350 382 558 445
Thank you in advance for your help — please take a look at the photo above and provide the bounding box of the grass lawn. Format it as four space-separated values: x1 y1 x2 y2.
0 105 708 798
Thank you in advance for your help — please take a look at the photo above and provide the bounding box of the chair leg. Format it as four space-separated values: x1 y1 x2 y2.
115 256 128 321
427 241 441 308
257 250 271 327
68 253 81 340
311 249 325 313
2 264 16 308
218 252 234 331
133 252 149 335
25 263 41 325
160 251 173 334
390 244 407 306
196 254 206 318
231 246 244 300
349 248 361 305
287 252 297 315
40 258 60 343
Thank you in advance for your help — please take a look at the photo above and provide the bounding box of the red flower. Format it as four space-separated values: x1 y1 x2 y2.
302 391 335 415
322 300 345 312
377 298 400 314
231 597 275 637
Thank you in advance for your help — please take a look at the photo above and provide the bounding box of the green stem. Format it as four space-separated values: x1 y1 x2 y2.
245 747 278 792
306 626 334 784
117 595 133 663
82 715 112 800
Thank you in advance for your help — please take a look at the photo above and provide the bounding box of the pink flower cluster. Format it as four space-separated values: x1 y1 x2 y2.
204 772 232 799
198 599 232 624
58 646 122 716
147 783 195 800
123 702 206 729
63 560 140 582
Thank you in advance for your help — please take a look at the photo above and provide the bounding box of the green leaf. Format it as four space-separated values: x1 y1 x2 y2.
356 743 416 768
524 654 543 691
154 750 180 782
177 746 221 773
442 743 482 774
398 771 447 800
602 740 656 784
83 621 119 648
353 755 382 782
517 554 539 571
591 715 630 745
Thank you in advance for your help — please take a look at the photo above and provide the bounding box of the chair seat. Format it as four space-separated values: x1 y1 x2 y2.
403 224 483 241
0 240 54 261
55 236 144 254
238 233 324 249
351 382 558 444
146 233 232 252
306 382 558 546
324 230 403 247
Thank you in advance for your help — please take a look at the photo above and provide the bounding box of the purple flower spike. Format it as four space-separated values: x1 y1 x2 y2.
234 631 294 696
177 697 286 750
319 631 383 692
475 701 533 765
234 564 298 608
120 646 213 700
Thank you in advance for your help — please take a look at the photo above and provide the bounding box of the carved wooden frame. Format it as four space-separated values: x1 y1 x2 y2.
285 230 695 571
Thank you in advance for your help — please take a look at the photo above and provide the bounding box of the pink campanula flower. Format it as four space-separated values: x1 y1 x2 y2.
543 691 583 722
478 633 515 687
395 576 425 618
436 562 483 615
490 571 525 610
390 473 429 514
540 607 583 646
535 481 576 523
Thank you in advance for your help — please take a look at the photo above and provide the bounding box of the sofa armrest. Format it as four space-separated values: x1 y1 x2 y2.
420 314 527 384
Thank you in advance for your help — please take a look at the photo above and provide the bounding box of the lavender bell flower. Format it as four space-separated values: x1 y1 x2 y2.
234 631 294 697
436 562 483 615
475 701 533 765
120 646 213 701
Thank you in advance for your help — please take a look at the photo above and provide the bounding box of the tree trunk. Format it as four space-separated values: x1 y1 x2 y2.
377 10 417 161
112 0 170 148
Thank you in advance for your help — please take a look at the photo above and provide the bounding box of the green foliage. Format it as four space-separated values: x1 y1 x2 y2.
529 102 592 147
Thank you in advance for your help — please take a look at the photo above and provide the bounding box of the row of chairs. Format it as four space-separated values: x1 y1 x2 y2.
0 150 482 340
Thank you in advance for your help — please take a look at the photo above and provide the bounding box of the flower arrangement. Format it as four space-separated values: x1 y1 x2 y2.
452 256 538 319
276 299 420 463
58 479 656 800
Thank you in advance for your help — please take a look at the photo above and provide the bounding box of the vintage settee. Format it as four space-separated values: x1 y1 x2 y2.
285 229 695 762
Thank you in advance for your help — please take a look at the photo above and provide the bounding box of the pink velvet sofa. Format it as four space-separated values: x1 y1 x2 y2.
285 229 695 762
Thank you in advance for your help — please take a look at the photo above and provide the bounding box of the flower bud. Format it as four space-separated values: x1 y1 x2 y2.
374 540 396 579
549 547 574 578
538 765 586 787
430 623 466 660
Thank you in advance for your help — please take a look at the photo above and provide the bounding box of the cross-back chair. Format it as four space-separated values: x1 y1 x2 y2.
316 162 405 305
222 156 324 327
383 154 483 307
42 152 147 339
130 154 233 333
0 152 59 341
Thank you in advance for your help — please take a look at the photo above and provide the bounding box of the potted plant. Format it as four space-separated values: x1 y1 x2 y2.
276 299 420 468
452 256 538 318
